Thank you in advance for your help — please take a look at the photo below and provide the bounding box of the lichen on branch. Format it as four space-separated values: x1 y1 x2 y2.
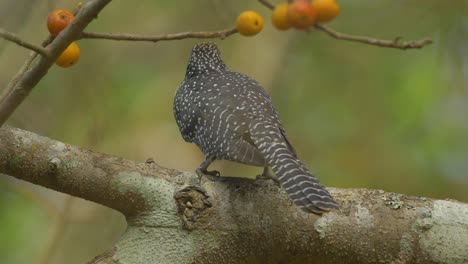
0 125 466 264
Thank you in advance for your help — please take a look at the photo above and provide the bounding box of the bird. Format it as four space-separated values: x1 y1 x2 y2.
173 42 338 214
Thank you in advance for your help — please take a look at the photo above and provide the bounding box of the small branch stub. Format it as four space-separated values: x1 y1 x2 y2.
48 157 62 173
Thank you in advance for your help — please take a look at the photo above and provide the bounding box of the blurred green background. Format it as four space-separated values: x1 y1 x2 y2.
1 0 467 263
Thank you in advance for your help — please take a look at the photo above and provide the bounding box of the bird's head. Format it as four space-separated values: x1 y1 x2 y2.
185 42 227 78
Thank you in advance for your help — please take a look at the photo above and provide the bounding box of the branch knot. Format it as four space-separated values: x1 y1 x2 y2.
174 185 212 230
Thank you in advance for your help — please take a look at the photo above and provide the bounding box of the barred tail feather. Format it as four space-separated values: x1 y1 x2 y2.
252 124 338 214
269 143 337 214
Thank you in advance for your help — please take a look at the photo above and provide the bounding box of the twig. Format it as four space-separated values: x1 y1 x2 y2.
257 0 433 50
0 29 49 57
80 28 238 42
258 0 275 9
315 24 433 50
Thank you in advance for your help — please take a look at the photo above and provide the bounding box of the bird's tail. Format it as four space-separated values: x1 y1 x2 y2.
251 122 338 214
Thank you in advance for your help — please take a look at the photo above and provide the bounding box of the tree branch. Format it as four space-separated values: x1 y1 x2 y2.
1 125 466 264
258 0 275 10
0 0 112 127
0 1 82 106
315 24 433 50
257 0 433 50
0 125 176 216
80 28 238 42
0 29 49 56
0 36 54 107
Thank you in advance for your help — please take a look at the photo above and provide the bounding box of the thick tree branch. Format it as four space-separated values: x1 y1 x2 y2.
1 125 466 264
0 29 49 56
80 28 238 42
258 0 433 50
0 125 177 216
0 0 112 127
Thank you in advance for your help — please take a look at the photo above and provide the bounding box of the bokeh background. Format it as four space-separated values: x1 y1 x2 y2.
1 0 467 263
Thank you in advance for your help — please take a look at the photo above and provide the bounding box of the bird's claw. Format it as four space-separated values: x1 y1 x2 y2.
256 173 280 185
145 157 155 165
196 168 221 180
205 170 221 177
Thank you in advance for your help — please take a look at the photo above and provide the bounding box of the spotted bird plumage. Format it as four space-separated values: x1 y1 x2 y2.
173 43 338 214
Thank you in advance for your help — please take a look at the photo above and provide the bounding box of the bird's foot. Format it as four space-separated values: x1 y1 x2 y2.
145 158 158 169
196 168 221 182
256 167 280 186
145 157 155 165
255 173 280 184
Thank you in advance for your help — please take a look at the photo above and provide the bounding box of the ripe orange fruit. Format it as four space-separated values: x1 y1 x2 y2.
55 42 80 68
311 0 340 23
236 11 264 36
272 3 291 31
47 9 75 36
288 0 317 29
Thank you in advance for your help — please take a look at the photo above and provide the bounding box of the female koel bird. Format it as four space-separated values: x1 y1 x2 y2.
174 42 337 214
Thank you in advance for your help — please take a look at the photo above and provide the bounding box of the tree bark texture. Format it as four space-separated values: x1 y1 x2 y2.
0 126 466 264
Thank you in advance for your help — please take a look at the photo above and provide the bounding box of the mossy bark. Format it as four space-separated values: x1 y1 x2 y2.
1 126 467 264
